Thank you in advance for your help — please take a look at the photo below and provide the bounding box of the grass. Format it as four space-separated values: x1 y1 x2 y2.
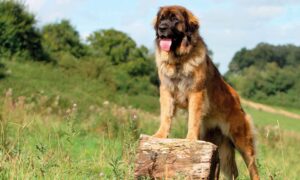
0 61 158 113
1 60 300 179
273 105 300 115
0 91 137 178
244 106 300 132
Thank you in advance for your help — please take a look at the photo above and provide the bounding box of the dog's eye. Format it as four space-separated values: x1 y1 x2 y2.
160 15 166 20
171 16 178 22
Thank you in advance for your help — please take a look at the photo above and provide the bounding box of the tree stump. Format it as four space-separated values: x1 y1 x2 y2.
134 134 220 179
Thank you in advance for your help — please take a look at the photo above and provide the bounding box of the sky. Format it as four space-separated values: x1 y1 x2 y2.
24 0 300 73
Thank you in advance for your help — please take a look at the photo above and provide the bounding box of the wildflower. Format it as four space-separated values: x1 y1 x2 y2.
103 101 109 106
99 172 104 177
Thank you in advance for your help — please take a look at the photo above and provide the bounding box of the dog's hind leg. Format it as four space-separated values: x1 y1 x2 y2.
202 128 238 179
229 113 259 180
219 137 238 180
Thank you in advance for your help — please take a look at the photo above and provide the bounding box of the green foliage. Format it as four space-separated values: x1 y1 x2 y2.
87 29 156 77
0 1 158 96
229 43 300 73
88 29 137 65
226 43 300 108
238 63 295 97
0 59 5 78
41 20 86 59
87 29 158 95
0 0 45 60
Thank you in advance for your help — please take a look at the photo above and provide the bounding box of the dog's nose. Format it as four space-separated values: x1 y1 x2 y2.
158 23 168 32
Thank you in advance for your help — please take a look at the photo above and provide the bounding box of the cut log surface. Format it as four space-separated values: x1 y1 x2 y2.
134 134 220 179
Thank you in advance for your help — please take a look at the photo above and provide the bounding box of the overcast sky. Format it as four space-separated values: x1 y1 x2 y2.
24 0 300 73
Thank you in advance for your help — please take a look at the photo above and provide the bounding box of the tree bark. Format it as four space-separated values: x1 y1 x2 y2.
134 134 220 179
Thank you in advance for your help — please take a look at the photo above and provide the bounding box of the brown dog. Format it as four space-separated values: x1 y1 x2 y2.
152 5 259 180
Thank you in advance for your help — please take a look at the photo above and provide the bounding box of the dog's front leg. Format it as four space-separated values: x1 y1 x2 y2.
153 86 175 138
186 91 205 140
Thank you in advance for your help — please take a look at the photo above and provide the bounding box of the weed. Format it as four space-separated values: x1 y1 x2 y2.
109 156 124 179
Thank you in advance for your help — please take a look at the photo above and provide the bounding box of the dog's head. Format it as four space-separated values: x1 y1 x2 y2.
154 6 200 55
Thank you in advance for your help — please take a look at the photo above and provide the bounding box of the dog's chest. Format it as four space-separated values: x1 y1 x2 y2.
160 63 195 107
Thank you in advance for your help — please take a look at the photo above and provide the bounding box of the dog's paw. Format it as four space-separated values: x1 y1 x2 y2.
186 133 198 140
152 132 168 138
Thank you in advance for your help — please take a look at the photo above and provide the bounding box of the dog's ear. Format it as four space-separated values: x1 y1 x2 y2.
184 9 199 32
152 16 158 29
153 7 163 29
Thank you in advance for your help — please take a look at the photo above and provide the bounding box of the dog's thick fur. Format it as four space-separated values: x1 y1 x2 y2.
153 6 259 180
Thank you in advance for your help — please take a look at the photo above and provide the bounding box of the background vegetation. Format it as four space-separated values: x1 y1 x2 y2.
226 43 300 108
1 1 299 179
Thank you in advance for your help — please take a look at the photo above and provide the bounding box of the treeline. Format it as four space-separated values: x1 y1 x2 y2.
226 43 300 108
0 0 158 95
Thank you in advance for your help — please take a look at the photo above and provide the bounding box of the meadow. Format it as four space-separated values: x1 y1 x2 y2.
0 61 300 179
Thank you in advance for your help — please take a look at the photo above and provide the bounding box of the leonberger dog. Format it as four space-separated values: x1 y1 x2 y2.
152 5 259 180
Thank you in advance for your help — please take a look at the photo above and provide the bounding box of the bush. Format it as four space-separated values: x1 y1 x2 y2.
54 52 79 70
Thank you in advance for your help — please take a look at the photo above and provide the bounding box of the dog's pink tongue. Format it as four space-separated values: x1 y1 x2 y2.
159 39 172 52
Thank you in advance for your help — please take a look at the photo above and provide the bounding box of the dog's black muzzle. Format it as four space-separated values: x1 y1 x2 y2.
158 20 174 38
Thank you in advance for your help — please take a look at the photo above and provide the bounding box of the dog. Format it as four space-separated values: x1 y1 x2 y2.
152 5 259 180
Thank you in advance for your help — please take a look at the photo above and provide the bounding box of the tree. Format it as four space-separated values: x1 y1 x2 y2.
229 48 254 73
87 29 158 95
87 29 157 78
41 20 86 58
228 43 300 73
226 43 300 108
0 0 45 60
87 29 137 65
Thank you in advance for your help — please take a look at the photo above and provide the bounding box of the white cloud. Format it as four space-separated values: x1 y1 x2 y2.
42 12 65 22
28 0 84 25
246 6 284 19
196 0 300 73
137 0 158 16
24 0 46 12
55 0 72 5
121 20 154 47
233 0 300 7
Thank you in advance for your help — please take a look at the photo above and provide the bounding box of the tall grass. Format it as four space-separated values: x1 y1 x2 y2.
1 90 300 179
0 89 148 179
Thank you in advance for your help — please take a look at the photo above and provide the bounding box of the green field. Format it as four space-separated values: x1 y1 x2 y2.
1 61 300 179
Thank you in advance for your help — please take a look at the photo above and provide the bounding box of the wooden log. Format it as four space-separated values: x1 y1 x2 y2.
134 134 220 180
